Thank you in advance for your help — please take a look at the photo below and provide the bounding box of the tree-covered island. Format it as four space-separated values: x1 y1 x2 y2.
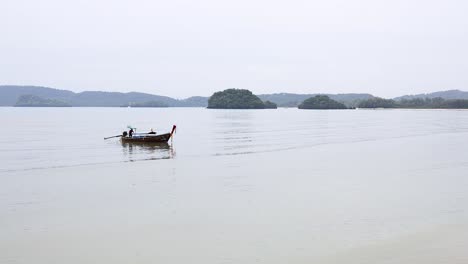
358 97 468 109
263 100 278 109
207 89 276 109
298 95 348 109
357 97 397 108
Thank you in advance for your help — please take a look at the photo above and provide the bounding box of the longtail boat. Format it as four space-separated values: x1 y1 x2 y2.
121 125 176 143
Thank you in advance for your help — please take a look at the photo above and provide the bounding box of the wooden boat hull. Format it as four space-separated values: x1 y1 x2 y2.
121 141 170 149
120 125 176 143
121 132 172 143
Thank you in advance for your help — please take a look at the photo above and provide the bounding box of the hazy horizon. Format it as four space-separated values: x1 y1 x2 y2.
2 0 467 98
1 84 467 100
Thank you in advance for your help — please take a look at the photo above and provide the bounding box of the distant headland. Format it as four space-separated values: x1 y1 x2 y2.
15 94 71 107
0 85 207 108
2 85 468 109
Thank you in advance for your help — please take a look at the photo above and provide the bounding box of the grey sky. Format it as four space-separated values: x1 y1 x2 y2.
1 0 467 98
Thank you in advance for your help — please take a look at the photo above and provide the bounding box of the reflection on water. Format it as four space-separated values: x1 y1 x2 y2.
121 141 176 161
2 107 468 172
3 108 468 264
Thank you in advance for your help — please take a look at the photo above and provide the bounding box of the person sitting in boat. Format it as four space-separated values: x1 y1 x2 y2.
129 128 134 137
148 128 156 134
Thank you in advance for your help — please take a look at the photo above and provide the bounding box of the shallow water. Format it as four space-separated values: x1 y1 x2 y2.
1 107 468 263
2 107 468 172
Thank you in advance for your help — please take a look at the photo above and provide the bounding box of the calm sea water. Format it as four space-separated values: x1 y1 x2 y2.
2 107 468 172
1 107 468 263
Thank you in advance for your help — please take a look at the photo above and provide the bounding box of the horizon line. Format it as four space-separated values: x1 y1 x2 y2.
1 84 466 100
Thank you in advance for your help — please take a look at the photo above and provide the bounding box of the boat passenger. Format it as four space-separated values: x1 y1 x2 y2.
129 128 134 137
148 128 156 134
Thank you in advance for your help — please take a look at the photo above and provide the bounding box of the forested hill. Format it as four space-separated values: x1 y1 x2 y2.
0 86 75 106
207 89 269 109
259 90 468 107
394 90 468 101
2 85 468 107
0 86 208 107
257 93 373 107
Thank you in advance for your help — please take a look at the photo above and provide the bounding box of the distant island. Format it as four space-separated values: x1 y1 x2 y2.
263 100 278 109
123 101 169 107
358 97 468 109
357 97 396 108
2 85 468 109
207 89 277 109
258 93 373 108
298 95 348 109
15 94 71 107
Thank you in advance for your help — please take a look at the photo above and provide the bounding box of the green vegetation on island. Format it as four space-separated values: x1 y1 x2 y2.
14 95 71 107
263 100 278 109
0 86 208 107
358 97 468 109
4 86 468 109
208 89 269 109
258 93 373 108
298 95 347 109
357 97 397 108
124 101 169 107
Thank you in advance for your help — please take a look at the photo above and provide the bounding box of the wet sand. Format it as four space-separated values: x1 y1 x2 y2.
319 223 468 264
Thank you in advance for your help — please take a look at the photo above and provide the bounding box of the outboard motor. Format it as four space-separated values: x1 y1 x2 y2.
122 131 128 137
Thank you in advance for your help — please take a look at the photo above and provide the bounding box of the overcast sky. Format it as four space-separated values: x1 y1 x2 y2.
1 0 467 98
